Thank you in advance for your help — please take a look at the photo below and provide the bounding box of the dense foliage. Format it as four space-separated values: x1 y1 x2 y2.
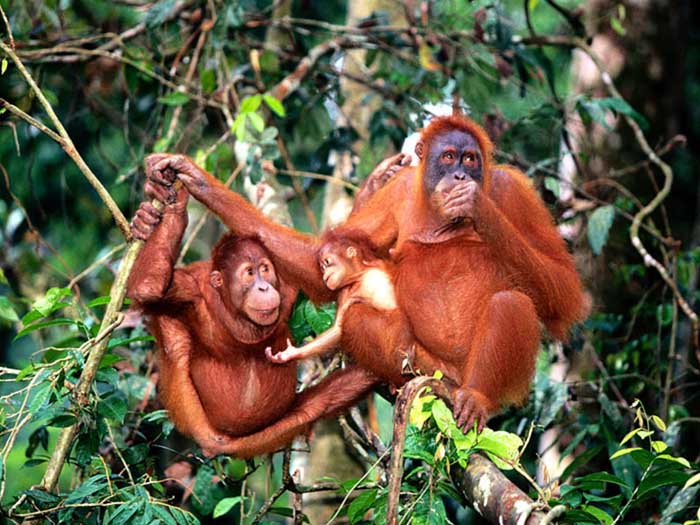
0 0 699 524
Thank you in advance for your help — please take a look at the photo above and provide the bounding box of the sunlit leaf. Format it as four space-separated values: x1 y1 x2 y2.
263 94 286 117
610 447 642 460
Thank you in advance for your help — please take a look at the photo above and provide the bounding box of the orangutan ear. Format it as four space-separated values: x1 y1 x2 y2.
210 270 223 289
415 140 425 160
346 246 357 259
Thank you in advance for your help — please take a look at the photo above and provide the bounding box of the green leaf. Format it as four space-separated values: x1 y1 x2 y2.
152 505 179 525
652 440 668 453
588 205 615 255
431 399 454 434
620 427 640 445
0 268 8 285
410 394 436 428
1 59 8 75
581 504 613 525
475 429 522 469
200 68 216 94
213 497 241 518
303 301 334 335
610 17 626 36
651 415 667 432
32 287 71 316
158 91 190 106
528 0 539 10
240 94 262 114
657 454 691 468
544 176 560 198
684 472 700 490
28 383 53 415
638 469 690 500
232 113 247 141
97 393 128 423
611 447 643 460
0 296 19 323
248 112 265 132
575 472 629 488
263 94 286 117
347 489 377 524
598 97 649 130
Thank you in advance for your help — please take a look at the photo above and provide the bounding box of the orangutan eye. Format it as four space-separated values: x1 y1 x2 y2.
443 152 454 160
260 264 269 273
464 152 476 163
246 267 254 276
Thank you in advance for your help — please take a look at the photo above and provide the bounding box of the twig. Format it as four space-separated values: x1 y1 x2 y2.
386 377 450 525
0 4 14 49
67 243 127 290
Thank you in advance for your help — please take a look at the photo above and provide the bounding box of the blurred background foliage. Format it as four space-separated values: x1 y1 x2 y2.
0 0 699 524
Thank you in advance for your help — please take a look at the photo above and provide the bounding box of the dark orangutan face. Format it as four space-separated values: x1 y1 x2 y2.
416 129 483 193
211 242 281 326
319 243 359 291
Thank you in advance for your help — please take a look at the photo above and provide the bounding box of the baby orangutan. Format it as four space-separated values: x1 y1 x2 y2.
266 232 419 387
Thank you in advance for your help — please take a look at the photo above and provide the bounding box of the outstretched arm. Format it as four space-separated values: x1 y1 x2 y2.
266 325 342 364
207 366 378 459
127 157 197 306
148 154 332 303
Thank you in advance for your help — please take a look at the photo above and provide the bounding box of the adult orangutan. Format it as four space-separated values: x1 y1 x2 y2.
151 114 588 432
126 154 404 457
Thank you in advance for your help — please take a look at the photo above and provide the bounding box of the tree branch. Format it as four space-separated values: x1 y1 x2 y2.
386 377 550 525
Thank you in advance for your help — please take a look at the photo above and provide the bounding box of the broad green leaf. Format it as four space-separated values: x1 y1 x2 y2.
347 489 377 524
575 472 629 488
232 113 247 141
213 496 241 518
158 91 190 106
637 469 690 500
97 393 128 423
28 383 53 415
611 447 642 460
475 429 522 469
0 296 19 323
588 205 615 255
32 287 71 316
240 94 262 113
0 268 8 285
1 59 7 75
431 399 454 434
263 94 286 117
